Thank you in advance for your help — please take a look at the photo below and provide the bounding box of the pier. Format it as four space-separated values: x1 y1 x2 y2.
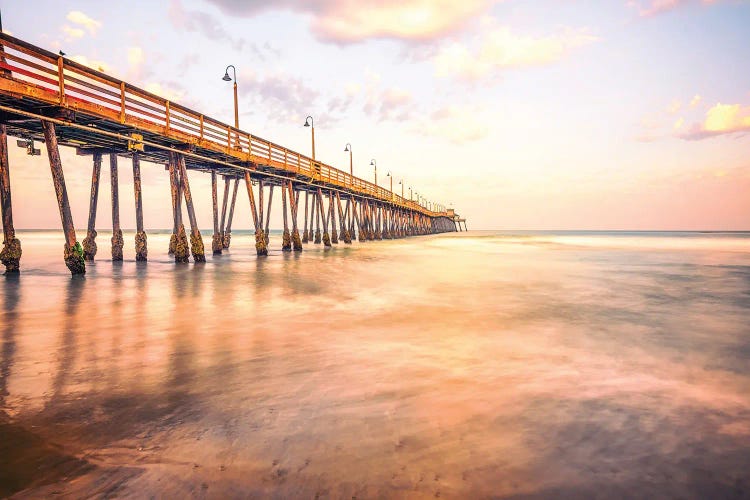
0 33 462 275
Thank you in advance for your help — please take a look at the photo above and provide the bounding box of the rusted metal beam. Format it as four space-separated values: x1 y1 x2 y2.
0 123 21 272
41 120 84 274
133 152 147 261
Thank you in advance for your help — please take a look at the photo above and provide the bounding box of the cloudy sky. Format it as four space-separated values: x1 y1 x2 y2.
2 0 749 230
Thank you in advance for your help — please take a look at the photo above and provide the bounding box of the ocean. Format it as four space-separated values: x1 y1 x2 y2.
1 230 749 498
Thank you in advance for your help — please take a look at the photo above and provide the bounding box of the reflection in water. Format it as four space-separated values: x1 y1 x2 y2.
0 230 749 498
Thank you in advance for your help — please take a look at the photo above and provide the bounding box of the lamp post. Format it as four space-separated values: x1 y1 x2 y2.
304 116 315 160
409 187 412 201
222 65 238 129
386 171 393 193
370 159 377 187
399 180 404 200
344 143 353 183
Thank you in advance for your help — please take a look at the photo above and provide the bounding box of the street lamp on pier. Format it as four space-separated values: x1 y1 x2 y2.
303 116 315 161
222 65 239 129
344 143 353 183
370 159 377 187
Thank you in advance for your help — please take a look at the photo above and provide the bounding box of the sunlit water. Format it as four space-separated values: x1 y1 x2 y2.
1 230 749 498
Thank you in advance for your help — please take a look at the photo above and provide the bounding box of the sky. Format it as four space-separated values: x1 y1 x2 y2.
1 0 749 230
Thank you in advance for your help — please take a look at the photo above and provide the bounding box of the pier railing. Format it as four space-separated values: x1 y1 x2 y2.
0 32 443 216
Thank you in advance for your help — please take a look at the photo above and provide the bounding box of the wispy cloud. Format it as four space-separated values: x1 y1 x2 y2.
66 11 102 35
413 105 489 144
626 0 726 18
434 24 598 81
205 0 497 44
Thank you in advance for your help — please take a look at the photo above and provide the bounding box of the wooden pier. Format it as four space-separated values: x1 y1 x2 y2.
0 33 462 275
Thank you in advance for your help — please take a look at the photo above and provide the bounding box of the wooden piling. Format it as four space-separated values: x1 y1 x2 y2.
167 153 182 258
288 182 302 252
318 188 331 247
132 152 147 261
264 184 274 246
336 192 351 244
314 191 322 244
177 154 205 262
281 183 291 252
110 152 124 261
211 170 222 254
219 176 230 247
223 178 238 248
244 172 267 256
0 124 21 272
330 191 338 244
302 191 309 243
81 151 101 261
41 120 84 274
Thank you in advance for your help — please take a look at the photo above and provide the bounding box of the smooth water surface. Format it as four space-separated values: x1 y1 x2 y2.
1 230 749 498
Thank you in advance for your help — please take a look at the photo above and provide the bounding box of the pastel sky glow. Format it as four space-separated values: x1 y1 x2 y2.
1 0 749 230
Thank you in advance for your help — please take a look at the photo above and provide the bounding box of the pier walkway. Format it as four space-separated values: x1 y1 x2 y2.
0 33 462 274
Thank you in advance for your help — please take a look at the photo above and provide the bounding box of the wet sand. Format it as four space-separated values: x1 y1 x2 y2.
1 230 750 498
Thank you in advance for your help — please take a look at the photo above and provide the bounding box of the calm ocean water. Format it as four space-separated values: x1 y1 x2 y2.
1 230 749 498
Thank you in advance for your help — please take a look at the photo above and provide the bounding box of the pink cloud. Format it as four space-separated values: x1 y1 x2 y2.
626 0 726 17
204 0 496 44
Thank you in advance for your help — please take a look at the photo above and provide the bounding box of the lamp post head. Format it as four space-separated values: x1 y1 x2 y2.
223 64 236 82
370 159 376 166
344 143 350 152
304 115 313 127
386 171 391 177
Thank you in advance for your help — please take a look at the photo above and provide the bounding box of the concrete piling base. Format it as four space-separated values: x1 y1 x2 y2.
342 230 352 244
314 229 321 244
135 231 148 261
222 232 231 249
331 228 338 244
302 230 309 243
282 229 292 252
0 237 21 273
323 232 331 247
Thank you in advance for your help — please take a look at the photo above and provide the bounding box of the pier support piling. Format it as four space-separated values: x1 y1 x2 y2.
177 154 205 262
132 153 147 261
330 191 338 244
223 178 238 249
168 153 188 262
211 171 222 254
244 172 267 256
0 124 21 273
82 151 101 261
288 182 302 252
219 176 230 249
313 193 321 244
318 188 331 247
264 184 274 246
110 153 123 261
281 183 291 252
302 191 309 243
41 120 84 274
